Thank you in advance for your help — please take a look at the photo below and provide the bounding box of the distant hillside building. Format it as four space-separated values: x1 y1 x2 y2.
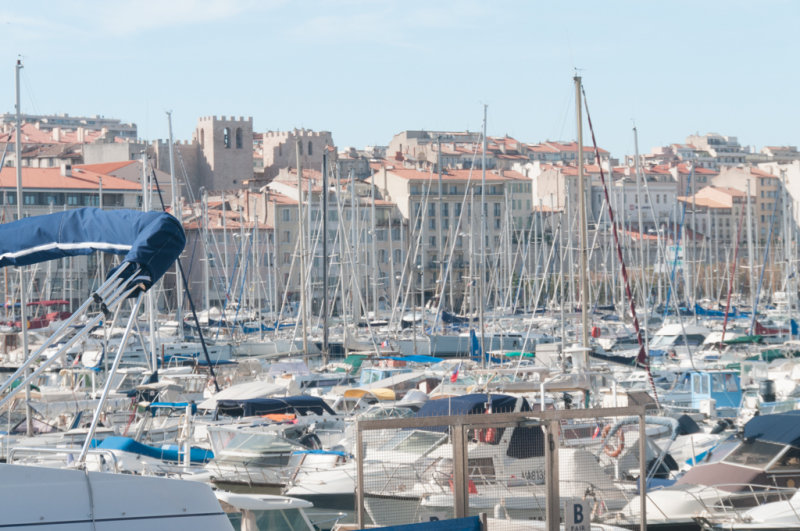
0 113 137 140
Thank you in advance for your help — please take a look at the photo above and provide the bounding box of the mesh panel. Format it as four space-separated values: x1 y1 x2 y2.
356 406 647 529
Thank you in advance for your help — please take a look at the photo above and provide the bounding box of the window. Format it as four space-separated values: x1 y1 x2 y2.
455 203 462 217
393 249 402 263
283 253 290 264
428 203 436 217
200 129 205 147
24 194 35 205
429 218 436 230
379 249 387 263
494 203 501 217
376 230 386 241
223 127 231 148
429 236 436 247
308 141 313 156
283 230 291 243
235 128 243 149
442 203 449 217
282 209 291 222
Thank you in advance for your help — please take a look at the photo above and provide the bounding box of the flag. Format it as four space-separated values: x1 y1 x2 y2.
450 362 461 383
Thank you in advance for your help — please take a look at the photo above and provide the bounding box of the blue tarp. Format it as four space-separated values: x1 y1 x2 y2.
367 516 481 531
378 356 442 364
415 393 522 418
743 410 800 447
0 208 185 289
98 436 214 463
215 396 337 417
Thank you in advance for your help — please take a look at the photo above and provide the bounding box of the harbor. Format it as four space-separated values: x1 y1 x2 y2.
2 5 800 529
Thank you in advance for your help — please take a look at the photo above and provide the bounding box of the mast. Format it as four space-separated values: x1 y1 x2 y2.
167 111 183 331
202 189 210 314
575 75 590 351
322 151 329 363
479 105 487 368
437 136 444 311
633 126 648 347
142 152 158 373
296 140 309 358
15 59 32 437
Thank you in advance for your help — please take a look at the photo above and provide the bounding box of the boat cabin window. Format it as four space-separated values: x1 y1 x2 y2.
692 374 709 395
467 457 495 483
770 446 800 471
723 439 782 469
711 373 739 393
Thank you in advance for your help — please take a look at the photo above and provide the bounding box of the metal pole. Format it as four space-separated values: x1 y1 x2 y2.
575 75 590 351
98 176 105 284
322 152 329 363
480 105 487 368
79 293 145 464
296 140 309 359
14 59 32 437
167 111 183 330
142 153 158 373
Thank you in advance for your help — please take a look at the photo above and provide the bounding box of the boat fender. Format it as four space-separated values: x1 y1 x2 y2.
601 425 624 458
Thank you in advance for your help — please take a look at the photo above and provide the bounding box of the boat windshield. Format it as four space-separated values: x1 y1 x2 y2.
214 431 299 456
650 334 707 349
723 439 783 469
381 430 447 456
226 509 311 531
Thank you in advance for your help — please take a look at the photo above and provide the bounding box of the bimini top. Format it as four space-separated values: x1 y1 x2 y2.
415 393 527 418
216 396 337 418
0 208 185 289
743 410 800 447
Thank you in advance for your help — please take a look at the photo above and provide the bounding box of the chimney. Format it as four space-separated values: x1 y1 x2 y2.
77 127 85 143
52 127 61 142
60 163 72 177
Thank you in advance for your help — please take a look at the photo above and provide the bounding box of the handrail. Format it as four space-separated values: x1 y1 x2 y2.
9 446 119 471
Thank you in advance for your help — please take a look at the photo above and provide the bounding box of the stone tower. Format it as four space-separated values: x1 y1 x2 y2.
260 128 334 180
192 116 254 190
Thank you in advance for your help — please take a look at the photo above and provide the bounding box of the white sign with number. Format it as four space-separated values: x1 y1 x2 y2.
564 500 590 531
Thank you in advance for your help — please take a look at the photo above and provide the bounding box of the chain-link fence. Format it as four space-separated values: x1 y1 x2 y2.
354 398 647 530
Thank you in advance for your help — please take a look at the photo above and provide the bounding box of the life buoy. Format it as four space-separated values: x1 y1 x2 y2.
484 427 497 444
601 425 624 458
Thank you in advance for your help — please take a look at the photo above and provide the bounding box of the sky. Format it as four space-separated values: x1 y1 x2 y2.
1 0 798 161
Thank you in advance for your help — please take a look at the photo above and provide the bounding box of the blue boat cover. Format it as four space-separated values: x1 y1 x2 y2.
216 396 336 417
743 410 800 447
98 436 214 463
415 393 523 418
0 208 185 289
378 355 442 364
368 516 481 531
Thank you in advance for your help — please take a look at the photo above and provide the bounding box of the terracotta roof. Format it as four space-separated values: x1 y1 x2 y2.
0 122 119 145
381 167 514 183
749 168 778 178
0 166 141 191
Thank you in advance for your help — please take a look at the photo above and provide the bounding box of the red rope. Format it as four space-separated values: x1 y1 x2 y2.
581 86 659 407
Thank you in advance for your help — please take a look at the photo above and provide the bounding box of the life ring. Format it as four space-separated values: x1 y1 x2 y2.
601 425 624 458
